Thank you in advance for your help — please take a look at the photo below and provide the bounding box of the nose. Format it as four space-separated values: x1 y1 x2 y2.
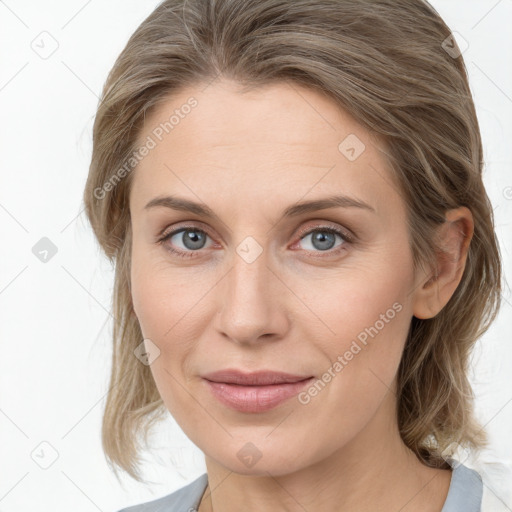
214 244 289 346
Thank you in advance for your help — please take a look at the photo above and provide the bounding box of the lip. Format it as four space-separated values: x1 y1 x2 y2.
202 369 312 385
202 369 314 413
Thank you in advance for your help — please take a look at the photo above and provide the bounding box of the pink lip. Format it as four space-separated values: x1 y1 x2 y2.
202 369 314 413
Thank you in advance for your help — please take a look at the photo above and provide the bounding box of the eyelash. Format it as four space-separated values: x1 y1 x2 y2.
157 224 353 259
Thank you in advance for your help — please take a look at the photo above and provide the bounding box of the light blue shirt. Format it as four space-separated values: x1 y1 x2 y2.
117 458 482 512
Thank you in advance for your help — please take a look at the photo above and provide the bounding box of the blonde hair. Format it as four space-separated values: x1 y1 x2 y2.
83 0 502 482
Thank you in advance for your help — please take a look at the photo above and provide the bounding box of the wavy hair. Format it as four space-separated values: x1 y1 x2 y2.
83 0 502 481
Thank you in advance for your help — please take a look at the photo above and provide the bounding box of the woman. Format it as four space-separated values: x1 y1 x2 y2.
83 0 504 510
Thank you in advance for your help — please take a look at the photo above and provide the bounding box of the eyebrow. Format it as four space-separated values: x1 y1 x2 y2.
144 194 376 219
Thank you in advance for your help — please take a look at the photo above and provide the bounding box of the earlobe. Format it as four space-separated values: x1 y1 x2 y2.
412 207 474 320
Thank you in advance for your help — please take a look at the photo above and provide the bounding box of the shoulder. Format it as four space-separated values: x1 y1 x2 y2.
441 458 483 511
442 450 512 512
116 473 208 512
442 456 512 512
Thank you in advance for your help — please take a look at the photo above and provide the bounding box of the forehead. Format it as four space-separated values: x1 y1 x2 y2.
130 79 402 220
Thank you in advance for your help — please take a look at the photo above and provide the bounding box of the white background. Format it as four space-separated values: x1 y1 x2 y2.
0 1 511 511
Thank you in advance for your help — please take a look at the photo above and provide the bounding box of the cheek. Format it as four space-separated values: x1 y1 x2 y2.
130 256 194 417
296 249 415 426
304 262 412 357
130 242 207 340
129 245 213 406
291 283 411 457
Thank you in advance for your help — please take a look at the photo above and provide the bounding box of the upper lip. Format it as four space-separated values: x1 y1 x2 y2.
202 369 313 386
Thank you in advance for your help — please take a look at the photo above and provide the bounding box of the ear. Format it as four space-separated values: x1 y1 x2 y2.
412 207 474 319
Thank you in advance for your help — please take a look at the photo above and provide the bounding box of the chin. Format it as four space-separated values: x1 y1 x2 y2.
203 438 311 477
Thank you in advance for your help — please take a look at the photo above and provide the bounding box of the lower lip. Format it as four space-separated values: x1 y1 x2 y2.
204 378 315 413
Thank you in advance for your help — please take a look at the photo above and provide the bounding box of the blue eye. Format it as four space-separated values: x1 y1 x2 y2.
158 224 352 259
298 227 349 252
159 227 213 258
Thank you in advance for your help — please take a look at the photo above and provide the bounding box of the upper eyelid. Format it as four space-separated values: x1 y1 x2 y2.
295 223 353 242
159 221 212 239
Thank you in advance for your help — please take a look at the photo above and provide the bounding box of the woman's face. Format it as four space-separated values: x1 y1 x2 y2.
129 79 426 475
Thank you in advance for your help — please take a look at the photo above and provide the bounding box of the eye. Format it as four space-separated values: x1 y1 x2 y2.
158 226 215 258
293 226 352 255
158 223 353 259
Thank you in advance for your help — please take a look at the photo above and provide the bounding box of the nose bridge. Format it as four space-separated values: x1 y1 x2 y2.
216 239 286 343
232 243 268 302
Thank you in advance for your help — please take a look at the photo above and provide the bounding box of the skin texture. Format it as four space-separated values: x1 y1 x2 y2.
128 79 473 512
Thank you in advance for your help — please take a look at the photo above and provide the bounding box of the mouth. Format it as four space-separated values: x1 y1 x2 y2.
202 369 313 385
202 369 315 413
